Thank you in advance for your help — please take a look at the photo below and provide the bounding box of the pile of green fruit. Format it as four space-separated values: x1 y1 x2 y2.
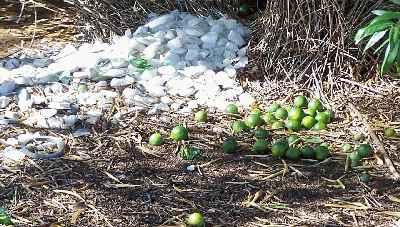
265 96 332 131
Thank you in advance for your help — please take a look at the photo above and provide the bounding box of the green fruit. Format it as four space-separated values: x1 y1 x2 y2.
357 144 372 158
0 208 13 226
304 108 317 117
252 139 270 154
384 128 396 138
286 120 302 132
315 146 329 161
271 140 289 158
251 108 263 117
301 116 317 129
294 96 308 108
312 121 327 131
285 147 301 160
353 133 365 141
262 112 277 125
267 103 280 113
223 138 239 154
194 110 207 123
239 4 250 14
271 121 284 129
351 159 361 168
359 172 371 183
288 107 304 121
348 151 361 161
254 128 269 139
149 132 164 146
274 108 288 120
287 135 300 145
308 99 323 112
341 143 352 153
187 212 205 227
315 112 330 124
226 104 239 115
301 146 315 159
232 120 248 134
245 114 263 128
170 126 189 141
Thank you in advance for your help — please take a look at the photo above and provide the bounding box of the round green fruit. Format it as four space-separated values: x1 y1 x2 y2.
312 121 327 131
239 4 250 14
226 104 239 115
271 121 284 129
250 108 263 117
359 172 371 183
353 133 365 141
315 146 329 161
187 212 205 227
254 128 269 139
288 107 304 121
232 120 248 134
262 112 277 125
301 146 315 159
287 135 300 145
170 126 189 141
286 119 302 132
304 108 317 117
308 99 323 112
384 128 396 138
351 159 361 168
252 139 270 154
271 140 289 158
357 144 372 158
274 108 288 120
294 96 308 108
301 116 317 129
348 151 361 161
223 138 239 154
341 143 352 153
267 103 280 113
149 132 163 146
245 114 263 128
194 110 207 123
315 112 330 124
285 147 301 160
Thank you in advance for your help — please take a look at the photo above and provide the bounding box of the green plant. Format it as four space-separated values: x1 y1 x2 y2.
355 2 400 74
179 146 201 160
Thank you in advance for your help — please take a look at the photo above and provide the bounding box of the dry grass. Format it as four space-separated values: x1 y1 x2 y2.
247 0 395 85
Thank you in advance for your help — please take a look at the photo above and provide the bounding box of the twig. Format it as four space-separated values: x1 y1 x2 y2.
349 103 400 180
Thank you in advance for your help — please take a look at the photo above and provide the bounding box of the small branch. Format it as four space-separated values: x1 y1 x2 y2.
349 103 400 180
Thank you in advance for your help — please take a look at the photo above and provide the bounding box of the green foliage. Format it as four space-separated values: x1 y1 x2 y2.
355 4 400 75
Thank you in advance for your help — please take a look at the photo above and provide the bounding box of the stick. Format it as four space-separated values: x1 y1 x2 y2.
349 103 400 180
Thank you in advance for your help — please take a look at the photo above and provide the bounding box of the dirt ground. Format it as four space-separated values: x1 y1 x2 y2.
1 1 400 227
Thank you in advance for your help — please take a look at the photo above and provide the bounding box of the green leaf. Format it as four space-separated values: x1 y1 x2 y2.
364 30 387 52
389 0 400 5
381 26 400 74
355 21 394 44
374 38 389 54
372 10 400 17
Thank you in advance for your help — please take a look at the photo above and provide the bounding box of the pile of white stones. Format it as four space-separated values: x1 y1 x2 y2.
0 11 254 130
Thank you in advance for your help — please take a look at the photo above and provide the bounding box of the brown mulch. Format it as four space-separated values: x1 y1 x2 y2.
1 83 400 226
